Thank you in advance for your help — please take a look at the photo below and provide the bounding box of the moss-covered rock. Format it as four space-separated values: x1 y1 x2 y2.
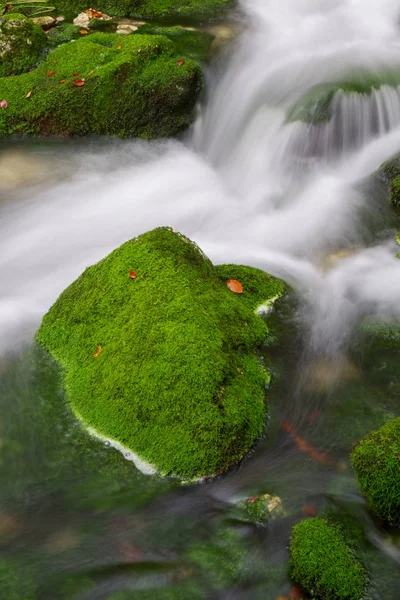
51 0 232 20
288 75 400 125
373 153 400 209
289 518 367 600
351 418 400 523
36 227 285 479
134 25 214 62
0 32 202 138
47 22 81 46
0 12 47 77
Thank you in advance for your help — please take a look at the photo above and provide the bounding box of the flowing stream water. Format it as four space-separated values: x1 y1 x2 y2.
1 0 400 598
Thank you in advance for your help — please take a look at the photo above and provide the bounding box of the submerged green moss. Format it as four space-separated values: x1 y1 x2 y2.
36 227 285 479
0 32 202 138
351 418 400 523
50 0 232 19
288 74 400 124
0 12 47 77
289 518 367 600
135 25 214 62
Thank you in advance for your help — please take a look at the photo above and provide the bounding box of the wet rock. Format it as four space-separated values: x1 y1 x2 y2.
0 12 47 77
30 16 56 30
116 23 138 34
73 9 111 29
303 356 360 393
236 493 284 524
0 151 50 190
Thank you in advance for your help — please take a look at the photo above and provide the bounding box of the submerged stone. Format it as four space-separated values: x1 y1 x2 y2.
0 33 202 138
289 518 367 600
351 418 400 523
0 13 47 77
36 227 285 479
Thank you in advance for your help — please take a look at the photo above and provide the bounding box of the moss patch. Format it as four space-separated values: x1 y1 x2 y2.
0 32 202 138
288 74 400 125
50 0 232 20
134 25 214 62
351 418 400 523
0 12 47 77
36 227 285 479
289 518 367 600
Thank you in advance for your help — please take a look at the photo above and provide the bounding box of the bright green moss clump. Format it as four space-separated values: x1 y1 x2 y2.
36 227 285 479
0 13 47 77
0 33 202 138
289 518 367 600
351 418 400 523
135 25 214 62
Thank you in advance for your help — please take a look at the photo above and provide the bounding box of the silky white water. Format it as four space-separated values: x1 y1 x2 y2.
2 0 400 360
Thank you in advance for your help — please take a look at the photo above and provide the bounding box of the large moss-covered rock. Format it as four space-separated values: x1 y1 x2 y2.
134 25 215 62
351 418 400 523
0 13 47 77
51 0 232 20
0 32 202 138
289 518 367 600
36 227 285 479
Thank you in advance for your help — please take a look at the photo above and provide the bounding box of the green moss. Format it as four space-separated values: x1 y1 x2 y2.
0 12 47 77
289 518 367 600
36 227 285 479
50 0 232 20
236 495 271 525
288 74 400 124
47 23 81 46
0 32 202 138
351 418 400 523
134 25 214 62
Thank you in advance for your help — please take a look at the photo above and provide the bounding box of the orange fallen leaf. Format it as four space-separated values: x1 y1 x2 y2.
25 90 32 99
282 419 335 465
59 79 66 84
116 45 122 50
302 504 318 517
226 279 243 294
87 8 103 18
54 59 59 64
80 29 88 34
129 270 137 279
47 70 55 77
93 345 102 358
73 79 85 87
177 59 185 66
247 496 258 504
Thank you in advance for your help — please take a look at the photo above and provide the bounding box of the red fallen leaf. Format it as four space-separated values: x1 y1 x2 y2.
282 419 336 466
226 279 243 294
73 79 85 87
72 73 79 77
289 586 305 600
26 90 32 99
59 79 66 84
247 496 259 504
177 59 185 66
80 29 88 34
129 270 137 279
93 345 102 358
87 8 103 18
47 70 55 77
0 99 8 109
302 504 318 517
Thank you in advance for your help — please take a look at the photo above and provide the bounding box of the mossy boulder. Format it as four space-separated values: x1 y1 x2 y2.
36 227 285 479
373 153 400 208
288 74 400 125
0 32 202 138
134 25 214 62
0 12 47 77
51 0 232 20
289 518 367 600
47 23 81 46
351 418 400 523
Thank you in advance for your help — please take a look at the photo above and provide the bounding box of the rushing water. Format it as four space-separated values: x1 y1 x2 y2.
1 0 400 598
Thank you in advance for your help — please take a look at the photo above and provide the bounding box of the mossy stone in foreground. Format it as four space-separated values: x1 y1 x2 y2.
0 33 202 138
351 418 400 523
0 13 47 77
289 518 367 600
36 227 285 479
